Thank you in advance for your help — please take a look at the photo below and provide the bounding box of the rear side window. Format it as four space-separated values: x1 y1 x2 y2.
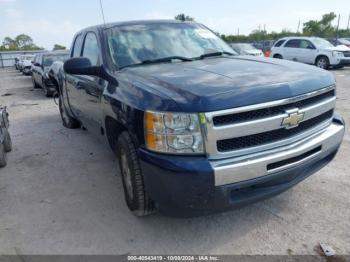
82 32 100 66
72 34 84 57
284 39 301 48
274 40 286 47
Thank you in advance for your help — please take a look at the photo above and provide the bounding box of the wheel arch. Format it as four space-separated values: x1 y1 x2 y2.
105 116 128 153
315 54 330 64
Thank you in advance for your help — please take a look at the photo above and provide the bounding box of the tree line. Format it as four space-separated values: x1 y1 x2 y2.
0 34 66 52
175 12 350 43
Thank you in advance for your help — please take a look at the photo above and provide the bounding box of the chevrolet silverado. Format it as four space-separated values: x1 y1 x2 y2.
57 20 345 217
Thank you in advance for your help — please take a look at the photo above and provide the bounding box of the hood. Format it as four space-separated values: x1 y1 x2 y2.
126 56 335 112
244 50 263 55
322 45 350 52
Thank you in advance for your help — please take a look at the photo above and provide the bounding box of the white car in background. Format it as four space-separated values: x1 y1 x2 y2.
271 37 350 69
230 43 264 56
21 55 35 75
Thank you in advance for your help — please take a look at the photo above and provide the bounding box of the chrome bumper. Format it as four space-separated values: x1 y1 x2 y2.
211 121 344 186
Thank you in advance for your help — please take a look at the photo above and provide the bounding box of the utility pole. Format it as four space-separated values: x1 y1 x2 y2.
297 20 301 33
347 13 350 31
237 28 239 36
336 14 340 40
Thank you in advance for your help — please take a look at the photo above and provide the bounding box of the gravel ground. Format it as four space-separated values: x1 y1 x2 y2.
0 67 349 255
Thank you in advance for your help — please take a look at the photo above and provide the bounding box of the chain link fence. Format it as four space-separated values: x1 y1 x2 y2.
0 50 46 68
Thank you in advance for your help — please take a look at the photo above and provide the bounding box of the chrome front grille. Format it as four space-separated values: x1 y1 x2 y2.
204 85 336 159
343 51 350 57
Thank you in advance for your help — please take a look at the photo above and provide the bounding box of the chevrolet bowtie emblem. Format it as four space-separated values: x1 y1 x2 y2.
282 109 305 128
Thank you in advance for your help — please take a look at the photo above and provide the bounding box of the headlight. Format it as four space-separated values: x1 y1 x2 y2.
144 111 204 154
332 51 344 57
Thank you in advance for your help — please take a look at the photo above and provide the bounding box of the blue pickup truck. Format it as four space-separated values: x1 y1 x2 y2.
56 20 345 217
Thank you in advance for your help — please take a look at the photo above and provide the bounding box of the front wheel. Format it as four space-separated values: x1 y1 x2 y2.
43 83 54 97
58 95 80 129
315 56 329 70
32 76 39 89
117 131 156 216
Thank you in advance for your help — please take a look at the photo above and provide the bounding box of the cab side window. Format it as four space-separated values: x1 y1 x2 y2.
82 32 100 66
72 34 84 58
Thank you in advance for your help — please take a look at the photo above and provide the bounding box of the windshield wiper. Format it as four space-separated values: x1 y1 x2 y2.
120 56 193 69
196 51 236 60
141 56 193 64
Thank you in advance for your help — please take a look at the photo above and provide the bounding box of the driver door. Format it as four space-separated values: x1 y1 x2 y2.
283 39 301 62
298 40 317 64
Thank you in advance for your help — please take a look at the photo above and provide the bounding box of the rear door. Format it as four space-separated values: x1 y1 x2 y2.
32 55 41 83
37 55 45 87
65 33 84 118
282 39 301 61
75 31 105 134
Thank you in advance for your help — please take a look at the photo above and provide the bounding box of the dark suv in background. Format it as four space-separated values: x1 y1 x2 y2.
32 51 69 97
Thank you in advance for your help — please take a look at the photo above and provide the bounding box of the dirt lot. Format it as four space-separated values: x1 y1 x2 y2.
0 67 349 255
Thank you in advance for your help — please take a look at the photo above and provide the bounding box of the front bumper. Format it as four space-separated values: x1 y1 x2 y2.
22 67 32 75
338 59 350 66
139 114 345 217
332 57 350 66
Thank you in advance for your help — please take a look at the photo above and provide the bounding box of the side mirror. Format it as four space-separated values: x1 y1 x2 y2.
307 46 315 50
34 62 41 66
64 57 100 76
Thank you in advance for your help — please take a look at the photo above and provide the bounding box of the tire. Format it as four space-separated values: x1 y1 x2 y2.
117 131 155 216
0 143 7 168
3 130 12 152
43 83 54 97
32 76 39 89
58 95 80 129
315 56 329 70
273 54 283 59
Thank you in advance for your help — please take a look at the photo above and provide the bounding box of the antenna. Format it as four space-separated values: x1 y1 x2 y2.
99 0 106 25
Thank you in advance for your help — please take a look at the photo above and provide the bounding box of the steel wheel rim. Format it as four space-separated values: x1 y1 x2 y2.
120 150 134 200
317 59 326 68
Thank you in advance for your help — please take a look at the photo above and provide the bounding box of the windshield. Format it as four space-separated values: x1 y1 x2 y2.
105 22 236 68
312 38 334 49
234 44 255 50
43 54 69 67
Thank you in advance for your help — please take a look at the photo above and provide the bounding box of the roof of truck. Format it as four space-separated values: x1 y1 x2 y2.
81 19 197 31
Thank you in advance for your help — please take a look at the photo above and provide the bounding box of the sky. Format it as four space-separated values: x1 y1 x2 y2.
0 0 349 50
